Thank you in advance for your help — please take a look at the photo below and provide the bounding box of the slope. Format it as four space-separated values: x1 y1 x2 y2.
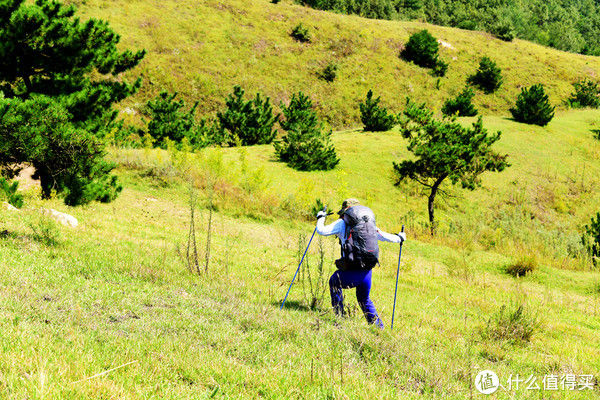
76 0 600 127
3 109 600 397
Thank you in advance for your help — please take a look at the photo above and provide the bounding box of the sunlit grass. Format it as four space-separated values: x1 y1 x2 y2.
74 0 600 127
2 109 600 398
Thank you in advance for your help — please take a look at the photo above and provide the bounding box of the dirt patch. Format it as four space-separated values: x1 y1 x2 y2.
15 165 39 192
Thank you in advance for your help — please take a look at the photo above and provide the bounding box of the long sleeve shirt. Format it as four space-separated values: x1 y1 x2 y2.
316 217 402 244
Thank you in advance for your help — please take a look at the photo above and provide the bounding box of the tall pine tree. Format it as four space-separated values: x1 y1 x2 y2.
0 0 145 133
0 0 145 205
275 92 339 171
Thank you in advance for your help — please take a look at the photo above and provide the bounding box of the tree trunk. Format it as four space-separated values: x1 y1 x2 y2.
428 176 446 236
22 74 32 95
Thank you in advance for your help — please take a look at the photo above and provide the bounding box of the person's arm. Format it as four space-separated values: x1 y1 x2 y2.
377 227 405 243
316 218 345 236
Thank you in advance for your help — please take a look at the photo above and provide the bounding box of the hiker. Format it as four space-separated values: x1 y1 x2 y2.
316 199 405 328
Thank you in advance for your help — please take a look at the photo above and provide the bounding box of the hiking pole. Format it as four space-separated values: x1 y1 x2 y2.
391 225 405 330
280 206 327 310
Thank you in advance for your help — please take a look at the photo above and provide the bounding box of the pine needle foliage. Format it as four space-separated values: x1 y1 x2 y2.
510 84 555 126
275 92 339 171
359 90 396 131
394 99 509 234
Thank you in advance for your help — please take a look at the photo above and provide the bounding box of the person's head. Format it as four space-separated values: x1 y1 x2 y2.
337 198 360 216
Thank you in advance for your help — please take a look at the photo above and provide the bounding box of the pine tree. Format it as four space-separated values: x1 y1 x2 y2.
291 23 311 43
582 212 600 267
0 0 143 205
146 91 200 148
468 57 503 94
569 79 600 108
400 29 448 76
401 30 439 68
275 92 339 171
217 86 277 146
442 87 478 117
394 99 509 235
0 0 145 133
510 84 555 126
359 90 396 131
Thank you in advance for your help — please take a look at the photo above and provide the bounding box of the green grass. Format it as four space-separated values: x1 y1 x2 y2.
2 109 600 398
74 0 600 127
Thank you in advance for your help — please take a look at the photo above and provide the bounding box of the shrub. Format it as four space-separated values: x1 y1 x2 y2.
29 215 61 247
592 129 600 140
275 92 339 171
510 84 555 126
442 87 478 117
291 23 311 42
359 90 396 131
582 212 600 267
491 22 515 42
468 57 503 94
432 59 448 77
485 303 538 344
569 79 600 108
504 256 537 277
401 30 439 68
191 118 221 148
319 62 338 82
0 178 23 209
217 86 278 146
146 91 200 149
400 30 448 76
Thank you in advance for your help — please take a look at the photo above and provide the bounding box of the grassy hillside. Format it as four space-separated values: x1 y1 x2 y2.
75 0 600 127
2 109 600 398
2 0 600 398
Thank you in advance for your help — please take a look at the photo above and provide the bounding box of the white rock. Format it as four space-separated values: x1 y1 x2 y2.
437 39 456 50
40 208 78 228
2 202 19 212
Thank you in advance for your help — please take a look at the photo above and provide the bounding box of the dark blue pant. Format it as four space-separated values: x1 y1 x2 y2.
329 269 384 328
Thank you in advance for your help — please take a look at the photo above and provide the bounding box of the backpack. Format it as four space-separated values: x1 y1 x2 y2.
340 205 379 270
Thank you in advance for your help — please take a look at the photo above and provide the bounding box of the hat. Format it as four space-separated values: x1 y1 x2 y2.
337 198 360 216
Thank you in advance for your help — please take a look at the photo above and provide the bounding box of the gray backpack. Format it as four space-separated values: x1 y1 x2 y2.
340 205 379 270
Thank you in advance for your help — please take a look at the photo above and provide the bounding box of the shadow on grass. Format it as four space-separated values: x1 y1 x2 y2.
0 228 61 248
275 299 312 312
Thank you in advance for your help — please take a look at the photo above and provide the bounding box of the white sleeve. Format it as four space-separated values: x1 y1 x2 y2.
377 227 402 243
316 218 345 237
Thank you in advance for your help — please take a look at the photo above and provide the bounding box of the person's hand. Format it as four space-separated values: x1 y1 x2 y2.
397 232 406 242
316 211 327 220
